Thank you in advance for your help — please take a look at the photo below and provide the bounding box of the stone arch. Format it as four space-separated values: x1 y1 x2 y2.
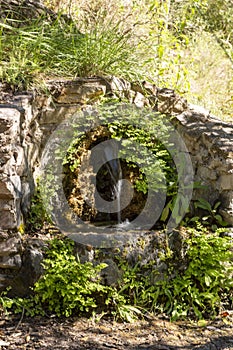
0 76 233 230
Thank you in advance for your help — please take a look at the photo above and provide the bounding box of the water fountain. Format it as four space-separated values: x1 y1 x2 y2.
0 76 232 296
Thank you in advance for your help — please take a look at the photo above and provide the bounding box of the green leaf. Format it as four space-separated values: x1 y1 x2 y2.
204 275 211 287
195 199 212 212
214 201 221 210
172 200 180 219
161 203 170 221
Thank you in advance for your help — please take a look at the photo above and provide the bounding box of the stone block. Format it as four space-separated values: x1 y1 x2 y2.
197 166 217 181
209 158 224 170
110 76 131 93
217 174 233 191
0 199 12 211
0 110 15 133
220 209 233 225
133 92 147 108
14 146 26 176
0 210 17 229
0 107 21 137
0 236 22 257
39 105 78 125
0 274 12 288
11 244 45 296
100 259 122 286
55 83 106 104
0 180 14 199
0 254 22 269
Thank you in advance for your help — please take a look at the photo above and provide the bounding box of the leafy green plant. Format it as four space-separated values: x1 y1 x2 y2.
108 227 233 321
193 198 228 230
3 237 143 322
2 229 233 322
26 184 52 232
32 238 110 317
105 287 142 323
149 229 233 320
7 296 45 317
109 121 177 196
0 289 14 316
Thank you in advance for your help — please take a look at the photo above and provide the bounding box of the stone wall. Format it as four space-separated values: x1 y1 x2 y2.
175 108 233 224
1 76 232 230
0 76 232 294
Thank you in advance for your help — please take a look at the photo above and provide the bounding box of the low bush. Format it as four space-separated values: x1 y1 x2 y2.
1 227 232 322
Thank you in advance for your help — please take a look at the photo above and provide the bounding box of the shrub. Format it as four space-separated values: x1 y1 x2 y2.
2 228 232 322
33 238 109 317
148 229 233 320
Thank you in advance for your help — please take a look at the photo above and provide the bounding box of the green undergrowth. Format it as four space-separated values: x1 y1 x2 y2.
25 186 52 232
1 226 233 322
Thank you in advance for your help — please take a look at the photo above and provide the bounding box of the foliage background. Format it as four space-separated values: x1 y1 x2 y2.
44 0 233 121
0 0 232 121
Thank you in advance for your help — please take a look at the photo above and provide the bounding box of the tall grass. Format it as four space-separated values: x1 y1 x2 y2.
0 0 232 122
0 0 190 91
184 31 233 122
0 13 152 89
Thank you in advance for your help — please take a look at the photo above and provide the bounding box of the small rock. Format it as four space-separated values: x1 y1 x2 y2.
0 339 10 346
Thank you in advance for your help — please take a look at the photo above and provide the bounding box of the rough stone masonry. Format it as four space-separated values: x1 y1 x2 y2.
0 76 232 230
0 76 232 294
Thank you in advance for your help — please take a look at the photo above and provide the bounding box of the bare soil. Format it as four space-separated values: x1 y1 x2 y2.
1 313 233 350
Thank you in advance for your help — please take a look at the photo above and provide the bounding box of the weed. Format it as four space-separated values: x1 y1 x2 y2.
25 185 52 232
2 229 233 322
33 238 109 317
192 198 229 231
149 229 233 320
0 289 14 317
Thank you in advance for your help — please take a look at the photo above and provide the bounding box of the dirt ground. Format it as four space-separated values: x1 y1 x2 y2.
1 313 233 350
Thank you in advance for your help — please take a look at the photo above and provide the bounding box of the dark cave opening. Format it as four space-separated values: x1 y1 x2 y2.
62 132 148 226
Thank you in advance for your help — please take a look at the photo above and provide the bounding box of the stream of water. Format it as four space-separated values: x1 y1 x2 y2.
103 142 123 225
113 178 122 224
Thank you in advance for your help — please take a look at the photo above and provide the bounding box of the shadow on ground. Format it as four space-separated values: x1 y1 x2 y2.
1 315 233 350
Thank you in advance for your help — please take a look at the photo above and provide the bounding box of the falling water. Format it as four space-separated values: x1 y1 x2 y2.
113 178 122 224
103 142 122 225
